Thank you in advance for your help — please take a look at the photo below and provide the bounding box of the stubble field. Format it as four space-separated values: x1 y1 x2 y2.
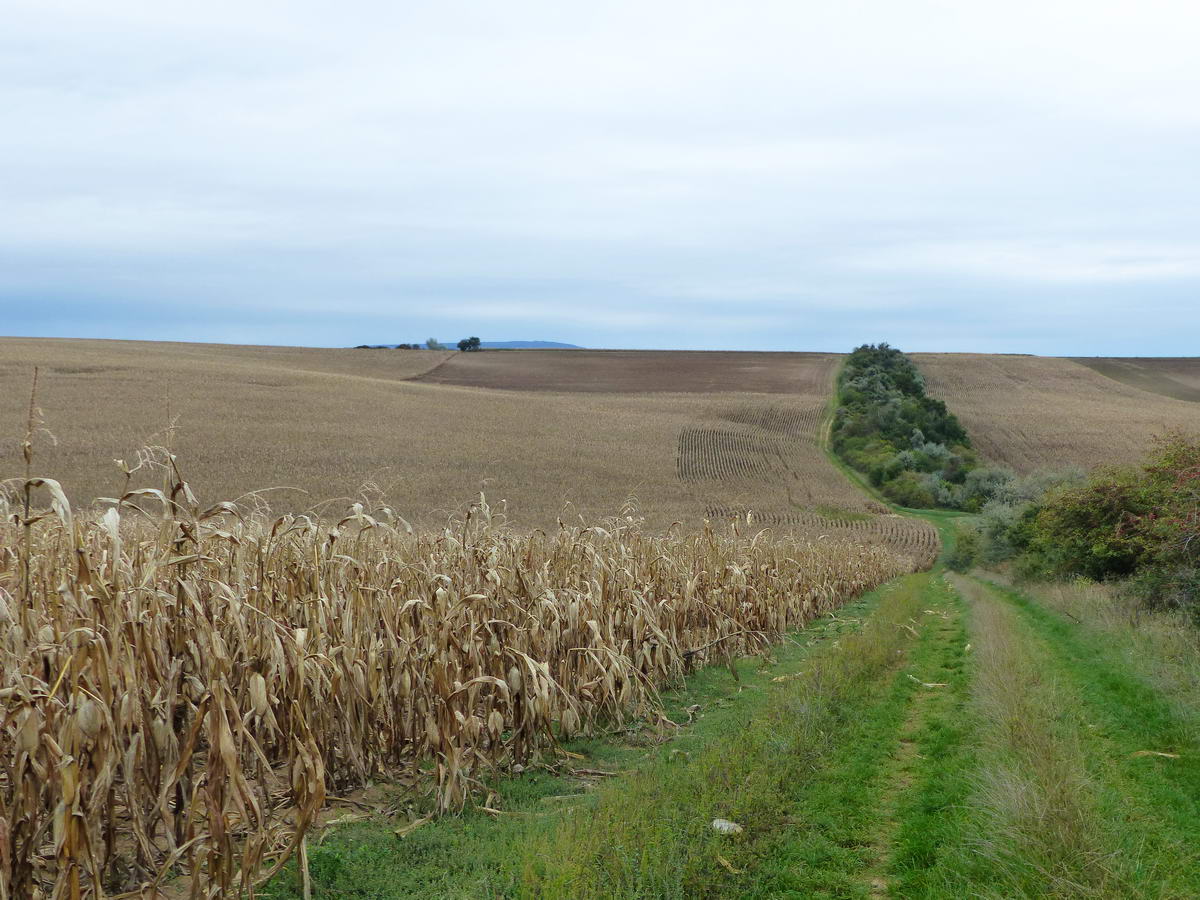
913 353 1200 473
0 338 937 560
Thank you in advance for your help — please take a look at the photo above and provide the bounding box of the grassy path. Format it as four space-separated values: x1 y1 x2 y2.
933 575 1124 896
740 574 969 900
524 572 957 898
504 570 1200 898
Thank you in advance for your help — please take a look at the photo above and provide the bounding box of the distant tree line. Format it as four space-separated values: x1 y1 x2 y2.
353 337 481 351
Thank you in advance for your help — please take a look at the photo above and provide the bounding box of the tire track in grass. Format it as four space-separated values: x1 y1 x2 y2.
872 570 1200 899
735 574 966 899
857 577 964 896
933 575 1124 898
871 576 972 898
523 574 939 898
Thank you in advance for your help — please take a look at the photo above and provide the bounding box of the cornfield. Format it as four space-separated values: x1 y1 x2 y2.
699 506 939 566
673 398 941 563
0 456 921 898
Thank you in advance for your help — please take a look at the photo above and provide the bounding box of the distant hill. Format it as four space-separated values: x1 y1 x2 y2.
479 340 583 350
351 340 583 350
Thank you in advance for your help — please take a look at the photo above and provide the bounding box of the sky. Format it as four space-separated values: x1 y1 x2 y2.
2 0 1199 353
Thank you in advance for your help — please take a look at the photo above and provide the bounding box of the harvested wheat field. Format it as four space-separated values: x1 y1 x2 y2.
0 338 937 560
913 353 1200 473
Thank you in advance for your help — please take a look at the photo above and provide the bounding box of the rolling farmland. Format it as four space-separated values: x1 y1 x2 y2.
0 339 937 562
913 353 1200 473
0 340 930 895
5 339 1200 897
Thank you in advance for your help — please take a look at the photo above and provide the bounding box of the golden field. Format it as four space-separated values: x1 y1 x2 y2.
7 338 1199 895
0 339 936 558
913 353 1200 474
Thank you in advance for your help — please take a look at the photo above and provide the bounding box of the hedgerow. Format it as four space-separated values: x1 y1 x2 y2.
832 343 1007 511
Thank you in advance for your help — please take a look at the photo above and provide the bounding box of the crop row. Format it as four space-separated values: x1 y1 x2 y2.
676 426 793 483
712 402 824 438
701 505 940 568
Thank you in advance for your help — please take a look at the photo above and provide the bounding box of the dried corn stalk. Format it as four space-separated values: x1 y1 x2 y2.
0 466 922 896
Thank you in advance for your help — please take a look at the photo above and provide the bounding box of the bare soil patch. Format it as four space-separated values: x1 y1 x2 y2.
412 349 840 393
1073 357 1200 403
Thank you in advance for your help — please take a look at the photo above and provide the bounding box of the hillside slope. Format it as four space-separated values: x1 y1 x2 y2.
913 353 1200 473
1074 357 1200 403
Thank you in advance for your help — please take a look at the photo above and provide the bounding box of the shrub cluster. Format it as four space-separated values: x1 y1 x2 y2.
945 468 1084 570
832 343 1010 510
968 433 1200 619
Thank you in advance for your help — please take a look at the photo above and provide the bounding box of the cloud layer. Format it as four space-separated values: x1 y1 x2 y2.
3 0 1199 352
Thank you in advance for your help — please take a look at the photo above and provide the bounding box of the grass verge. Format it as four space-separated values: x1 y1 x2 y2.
519 572 940 898
978 577 1200 897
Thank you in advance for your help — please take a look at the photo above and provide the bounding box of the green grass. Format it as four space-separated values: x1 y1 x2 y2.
885 581 974 896
525 573 939 898
738 574 969 899
923 577 1124 897
983 578 1200 896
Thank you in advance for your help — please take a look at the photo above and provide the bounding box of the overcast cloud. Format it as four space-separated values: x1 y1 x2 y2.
2 0 1198 352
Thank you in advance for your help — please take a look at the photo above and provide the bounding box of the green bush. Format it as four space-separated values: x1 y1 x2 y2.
881 470 936 508
1123 565 1200 622
946 525 981 572
832 343 993 510
1023 468 1155 579
990 434 1200 619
